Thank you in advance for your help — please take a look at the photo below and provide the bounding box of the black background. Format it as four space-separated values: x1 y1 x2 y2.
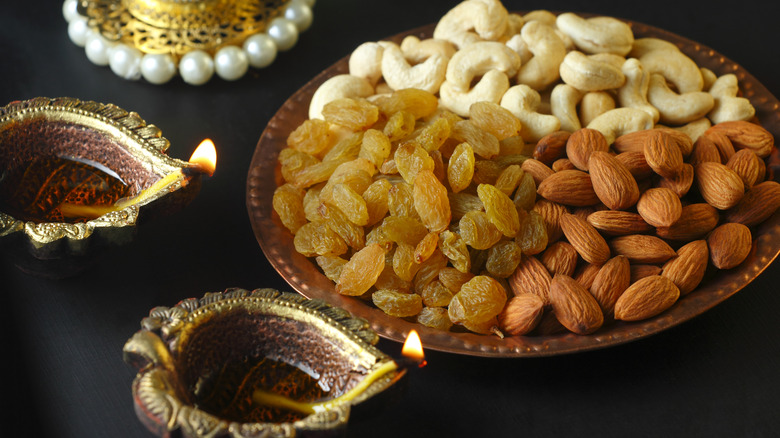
2 1 780 437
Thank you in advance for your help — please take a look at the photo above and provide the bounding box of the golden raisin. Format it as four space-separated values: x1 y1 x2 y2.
372 289 423 317
413 170 451 233
321 97 379 131
477 183 520 237
272 183 308 234
286 118 332 155
336 243 386 296
447 142 475 193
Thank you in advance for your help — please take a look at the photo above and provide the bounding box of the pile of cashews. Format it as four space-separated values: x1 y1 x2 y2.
308 0 755 145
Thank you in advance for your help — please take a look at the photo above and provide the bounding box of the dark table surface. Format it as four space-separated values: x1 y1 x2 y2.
3 1 780 437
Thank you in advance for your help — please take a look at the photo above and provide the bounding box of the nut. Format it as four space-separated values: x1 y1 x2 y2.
726 149 763 189
536 169 600 207
724 181 780 227
566 128 609 171
586 210 653 236
661 240 709 295
555 13 634 55
614 275 680 321
508 253 552 305
636 187 682 227
497 293 545 336
694 161 745 210
643 129 684 179
656 203 719 241
707 222 752 269
608 234 676 264
707 120 774 158
539 241 579 277
560 213 611 265
588 150 640 210
590 255 631 317
533 130 571 164
549 274 604 335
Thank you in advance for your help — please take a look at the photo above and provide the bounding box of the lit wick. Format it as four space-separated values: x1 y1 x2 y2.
252 330 426 414
59 139 217 218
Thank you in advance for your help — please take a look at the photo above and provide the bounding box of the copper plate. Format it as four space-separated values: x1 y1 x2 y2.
247 19 780 357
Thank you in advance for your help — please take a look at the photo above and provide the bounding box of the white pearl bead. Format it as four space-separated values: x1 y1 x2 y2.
267 18 299 52
243 34 277 69
214 46 249 81
285 1 313 32
141 54 177 84
179 50 215 85
84 32 115 66
67 17 90 47
108 44 143 80
62 0 80 23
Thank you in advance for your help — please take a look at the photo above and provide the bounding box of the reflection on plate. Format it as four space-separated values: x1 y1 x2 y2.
247 19 780 357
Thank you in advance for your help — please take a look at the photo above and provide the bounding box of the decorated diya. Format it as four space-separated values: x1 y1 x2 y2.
0 97 216 277
123 288 422 437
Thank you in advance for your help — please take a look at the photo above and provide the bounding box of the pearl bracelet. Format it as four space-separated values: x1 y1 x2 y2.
63 0 315 85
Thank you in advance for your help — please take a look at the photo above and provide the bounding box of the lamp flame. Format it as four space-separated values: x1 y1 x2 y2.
189 139 217 176
401 330 426 367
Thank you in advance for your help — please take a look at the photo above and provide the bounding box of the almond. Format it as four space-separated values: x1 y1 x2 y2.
497 293 545 336
614 275 680 321
587 210 653 236
630 264 662 283
725 180 780 226
702 128 736 162
560 213 611 265
521 158 555 185
536 169 600 207
508 254 552 305
707 223 752 269
532 199 568 242
636 187 682 227
609 234 676 264
549 274 604 335
707 120 774 158
656 203 719 241
695 161 744 210
726 149 763 189
656 163 694 197
566 128 609 171
656 126 694 157
534 130 571 164
613 129 654 153
661 240 708 295
590 255 631 317
615 150 654 180
689 134 722 166
540 241 579 277
644 129 684 178
552 158 576 172
574 262 603 289
588 151 640 210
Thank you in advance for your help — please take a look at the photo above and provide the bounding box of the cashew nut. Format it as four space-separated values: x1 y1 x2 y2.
647 73 714 125
505 33 533 64
516 21 567 91
444 41 521 91
635 42 703 93
586 107 654 145
559 51 626 91
556 13 634 56
700 67 717 91
706 73 756 124
380 42 448 94
440 70 510 117
550 83 583 132
629 37 679 58
617 58 660 123
433 0 509 48
399 35 457 64
522 10 557 27
500 84 561 142
579 91 616 127
309 74 374 120
349 42 385 86
657 118 712 143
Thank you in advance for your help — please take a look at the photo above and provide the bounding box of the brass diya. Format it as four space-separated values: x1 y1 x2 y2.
123 288 406 438
0 97 208 277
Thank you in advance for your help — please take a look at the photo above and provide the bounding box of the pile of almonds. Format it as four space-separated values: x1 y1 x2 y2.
502 121 779 336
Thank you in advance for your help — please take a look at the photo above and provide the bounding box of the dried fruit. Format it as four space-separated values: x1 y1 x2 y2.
322 97 379 131
417 306 453 331
614 275 680 321
438 230 471 273
707 222 752 269
272 184 308 234
451 120 500 159
448 275 508 325
447 142 475 193
469 101 522 141
335 243 386 296
419 280 454 307
372 289 423 317
549 274 604 335
478 183 520 237
286 118 332 155
360 128 392 166
383 110 416 142
413 170 451 232
294 221 348 257
395 143 435 184
485 240 523 278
